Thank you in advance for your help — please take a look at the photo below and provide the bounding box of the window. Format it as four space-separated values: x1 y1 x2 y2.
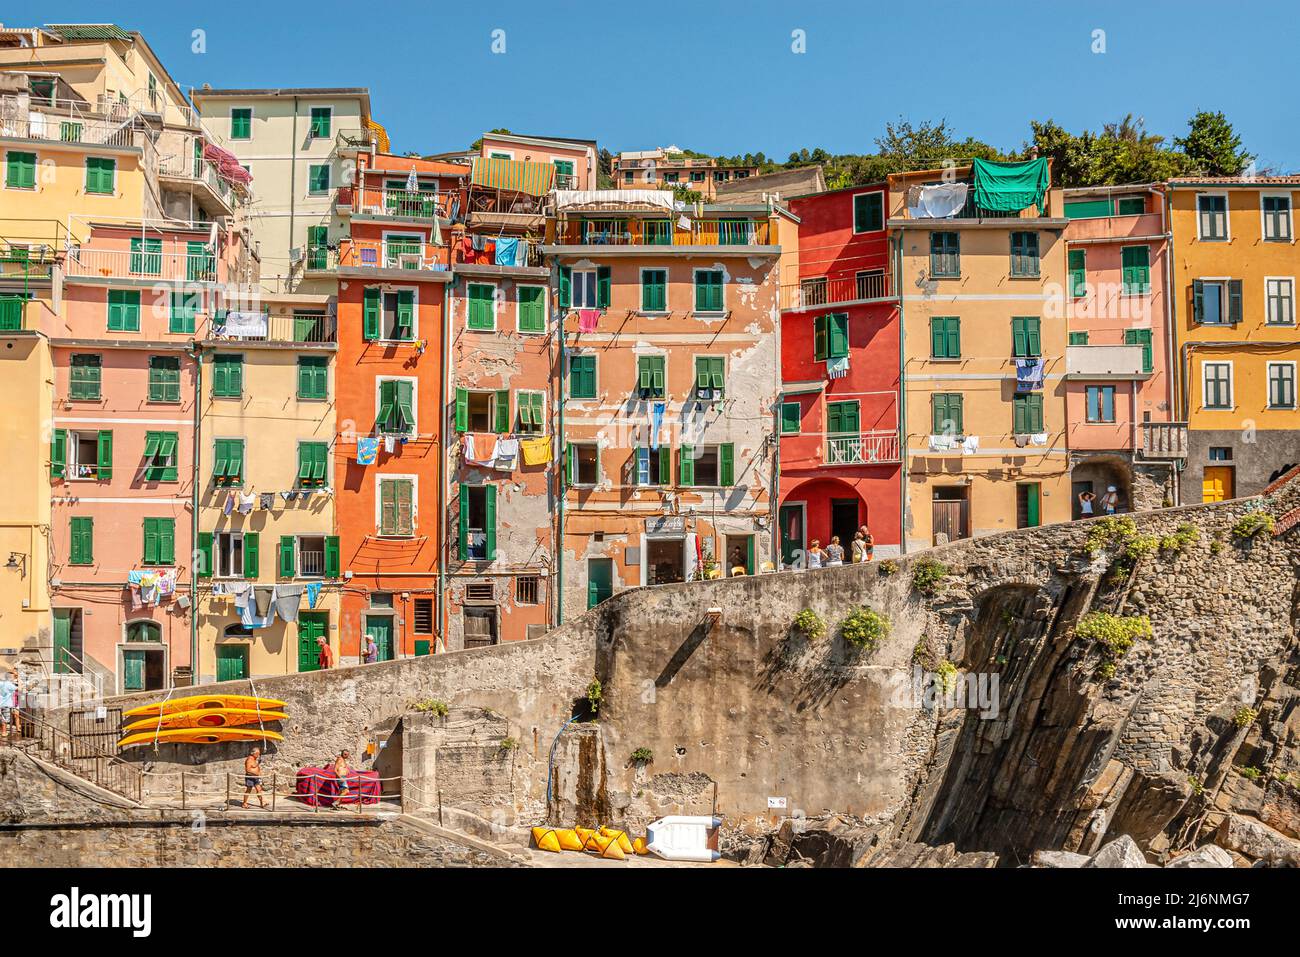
1202 362 1232 409
694 270 724 312
1197 194 1228 240
624 170 634 183
1010 232 1040 277
1069 331 1089 345
363 288 415 340
129 237 161 276
0 294 26 331
929 316 960 359
211 353 243 397
1011 316 1042 357
413 598 434 635
1115 196 1145 215
466 283 495 330
560 267 606 310
213 438 245 486
169 291 199 334
694 356 725 400
814 312 849 361
517 285 546 333
690 171 705 183
386 233 423 270
664 172 679 183
297 355 329 399
454 388 508 433
1124 328 1154 374
457 485 496 560
641 269 667 311
309 107 331 139
69 517 93 566
142 518 175 566
69 354 102 400
306 225 328 270
308 164 330 194
142 431 178 482
126 619 161 642
1086 385 1116 423
636 355 665 397
64 430 111 481
210 531 253 579
679 444 734 487
826 400 860 436
635 446 671 486
566 443 599 486
780 401 801 434
1012 393 1045 434
465 582 494 601
1120 246 1151 295
377 379 416 434
370 592 394 609
1208 446 1232 461
1266 278 1295 325
1192 279 1242 325
569 354 597 399
297 442 329 487
378 477 416 536
516 390 545 434
288 535 332 578
85 157 115 194
107 289 140 332
1263 195 1292 241
230 107 252 140
5 151 36 189
143 355 180 404
853 192 884 233
1068 248 1086 298
930 232 960 277
516 576 540 605
1268 363 1296 409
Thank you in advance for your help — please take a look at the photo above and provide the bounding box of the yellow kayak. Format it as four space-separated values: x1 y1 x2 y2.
123 694 287 719
118 727 285 749
122 708 288 733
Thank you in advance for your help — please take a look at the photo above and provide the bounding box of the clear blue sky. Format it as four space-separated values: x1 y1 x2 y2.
23 0 1300 171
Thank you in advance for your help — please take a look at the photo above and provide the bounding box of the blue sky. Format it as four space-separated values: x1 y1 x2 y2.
22 0 1300 170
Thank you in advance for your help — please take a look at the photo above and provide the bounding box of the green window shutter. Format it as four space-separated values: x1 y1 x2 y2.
324 536 340 577
827 313 849 358
297 444 312 485
142 519 157 565
395 381 415 432
642 270 666 312
6 151 36 189
454 387 468 431
680 445 694 486
279 536 296 579
170 292 197 334
1228 280 1243 324
69 517 93 566
813 314 828 361
243 531 259 579
695 357 710 392
86 157 115 194
148 356 180 402
467 284 495 330
1121 246 1150 293
197 531 213 578
310 108 331 138
1012 317 1040 357
160 522 175 565
51 428 66 479
457 484 469 560
570 355 596 399
1069 331 1089 345
230 440 244 484
1011 232 1039 276
494 389 510 433
596 266 612 309
380 478 396 534
308 164 330 193
97 430 113 480
1029 393 1044 433
108 290 140 331
638 356 652 392
719 444 734 487
69 354 102 400
1068 248 1086 297
213 439 229 483
1192 279 1205 323
518 286 545 332
854 192 883 233
1125 328 1154 373
395 290 414 338
781 401 801 434
1014 394 1043 434
297 356 328 399
362 288 380 340
657 445 670 484
559 267 572 310
484 485 497 560
231 108 251 139
213 355 242 397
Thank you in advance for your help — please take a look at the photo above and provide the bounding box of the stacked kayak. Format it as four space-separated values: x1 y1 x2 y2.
118 694 287 749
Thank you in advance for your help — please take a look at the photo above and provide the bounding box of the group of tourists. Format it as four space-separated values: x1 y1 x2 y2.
804 525 875 570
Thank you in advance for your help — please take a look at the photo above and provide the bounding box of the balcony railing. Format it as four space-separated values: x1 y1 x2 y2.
157 152 237 206
311 239 450 272
555 218 774 247
826 430 901 465
898 183 1050 221
64 246 219 282
299 548 325 577
203 312 337 345
782 272 894 310
336 127 380 152
0 105 143 149
1140 421 1189 460
0 245 57 283
356 187 453 220
555 172 577 190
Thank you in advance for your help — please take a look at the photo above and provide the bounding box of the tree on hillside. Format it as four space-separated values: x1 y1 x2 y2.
1175 111 1254 176
1028 115 1192 187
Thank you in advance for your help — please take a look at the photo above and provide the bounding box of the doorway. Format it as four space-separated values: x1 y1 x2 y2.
463 606 498 648
1202 466 1235 503
363 615 394 661
932 486 970 544
645 540 683 586
120 646 166 693
1016 482 1041 528
215 643 249 682
778 503 805 568
830 498 859 551
724 534 755 576
297 612 329 671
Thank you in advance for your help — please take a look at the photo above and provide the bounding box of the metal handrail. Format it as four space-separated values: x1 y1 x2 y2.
17 709 142 804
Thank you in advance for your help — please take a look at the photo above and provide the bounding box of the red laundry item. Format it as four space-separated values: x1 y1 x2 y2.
460 236 473 262
577 309 601 332
295 766 381 806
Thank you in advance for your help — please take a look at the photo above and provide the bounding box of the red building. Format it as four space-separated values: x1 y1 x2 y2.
777 183 901 563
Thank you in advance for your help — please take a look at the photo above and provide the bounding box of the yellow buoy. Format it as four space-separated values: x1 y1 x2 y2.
531 827 561 853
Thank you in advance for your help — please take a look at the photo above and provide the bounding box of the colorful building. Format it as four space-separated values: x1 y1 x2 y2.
778 182 902 562
479 132 596 191
614 147 759 199
1063 185 1181 513
542 191 788 619
1167 176 1300 502
888 161 1071 549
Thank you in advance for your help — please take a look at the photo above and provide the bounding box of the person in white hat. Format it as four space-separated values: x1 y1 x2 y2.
1101 486 1119 515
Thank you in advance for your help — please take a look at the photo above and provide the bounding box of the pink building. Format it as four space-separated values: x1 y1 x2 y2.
49 220 232 693
479 132 598 190
1063 186 1178 513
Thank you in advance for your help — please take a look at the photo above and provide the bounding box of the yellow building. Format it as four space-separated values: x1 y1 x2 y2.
1167 176 1300 502
888 162 1071 550
194 330 339 682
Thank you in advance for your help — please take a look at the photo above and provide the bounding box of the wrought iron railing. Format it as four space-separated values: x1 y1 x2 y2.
826 430 901 465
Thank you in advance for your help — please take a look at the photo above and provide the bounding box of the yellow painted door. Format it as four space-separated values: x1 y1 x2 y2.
1202 466 1234 503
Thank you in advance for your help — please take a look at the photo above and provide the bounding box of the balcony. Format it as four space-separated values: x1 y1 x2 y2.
0 101 147 150
551 217 774 248
336 127 381 153
781 272 894 311
1066 344 1149 380
0 244 58 284
1140 421 1188 460
157 151 239 214
826 430 901 465
354 187 454 221
64 245 219 283
201 312 337 345
307 239 451 276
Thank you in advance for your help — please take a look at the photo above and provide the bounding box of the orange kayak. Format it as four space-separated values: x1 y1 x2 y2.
118 727 285 749
122 708 288 733
123 694 287 719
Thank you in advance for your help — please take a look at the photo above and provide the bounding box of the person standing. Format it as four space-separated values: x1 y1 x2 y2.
826 536 845 566
242 747 265 809
316 636 334 670
1078 489 1096 519
0 670 17 740
858 525 874 562
363 634 378 665
1101 486 1119 515
806 540 825 570
333 750 353 806
851 531 867 564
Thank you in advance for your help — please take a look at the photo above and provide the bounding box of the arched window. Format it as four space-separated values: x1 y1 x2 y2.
125 620 161 642
223 624 254 638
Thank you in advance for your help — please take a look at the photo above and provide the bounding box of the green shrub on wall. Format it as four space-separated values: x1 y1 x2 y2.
841 607 891 651
1159 523 1200 554
1233 706 1258 729
910 557 948 595
1076 611 1152 676
1232 512 1274 540
792 609 827 641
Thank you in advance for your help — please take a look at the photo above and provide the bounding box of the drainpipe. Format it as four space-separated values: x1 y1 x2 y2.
1161 187 1181 504
894 232 908 555
289 97 298 290
438 276 452 650
556 274 566 627
189 344 202 684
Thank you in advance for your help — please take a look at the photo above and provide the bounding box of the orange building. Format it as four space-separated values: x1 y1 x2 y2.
332 152 464 661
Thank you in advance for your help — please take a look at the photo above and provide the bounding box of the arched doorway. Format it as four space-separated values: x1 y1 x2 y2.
778 477 870 567
1070 455 1133 518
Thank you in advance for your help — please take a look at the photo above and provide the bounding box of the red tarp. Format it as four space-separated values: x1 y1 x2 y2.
203 142 253 185
294 766 380 806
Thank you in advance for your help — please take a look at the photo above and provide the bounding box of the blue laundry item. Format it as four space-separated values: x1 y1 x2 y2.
1016 357 1045 393
127 570 147 585
356 437 379 466
650 402 666 450
494 237 520 266
305 581 322 608
240 602 273 629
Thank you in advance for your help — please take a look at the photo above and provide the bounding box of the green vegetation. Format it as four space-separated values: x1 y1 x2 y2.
1076 611 1153 672
792 609 827 641
1159 523 1200 554
934 660 959 695
586 677 604 716
841 608 891 651
413 699 449 718
911 557 948 595
1233 706 1258 729
1188 775 1204 796
879 560 899 577
1232 512 1275 540
1239 766 1263 781
629 747 654 765
498 737 517 753
1083 516 1139 557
